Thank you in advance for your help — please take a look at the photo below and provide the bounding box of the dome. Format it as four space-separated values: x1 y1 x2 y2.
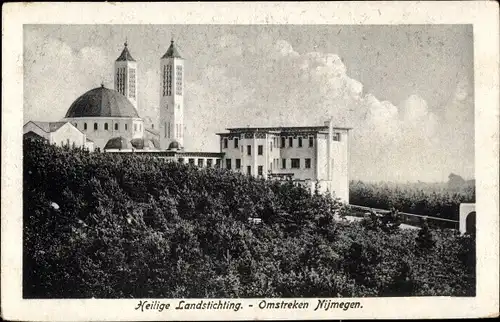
65 85 139 118
168 140 182 150
104 137 132 150
130 138 159 150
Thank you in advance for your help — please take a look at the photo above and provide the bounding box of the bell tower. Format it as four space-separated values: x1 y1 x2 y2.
159 39 184 150
114 40 138 111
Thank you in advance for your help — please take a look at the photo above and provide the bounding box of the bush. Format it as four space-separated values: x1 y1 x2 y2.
23 139 475 298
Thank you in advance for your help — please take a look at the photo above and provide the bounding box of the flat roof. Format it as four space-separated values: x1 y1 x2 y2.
221 125 351 132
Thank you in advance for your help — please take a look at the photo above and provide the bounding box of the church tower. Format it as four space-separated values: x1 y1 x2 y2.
114 41 138 111
159 39 184 150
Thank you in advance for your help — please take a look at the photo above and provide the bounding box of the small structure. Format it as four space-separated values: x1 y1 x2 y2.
459 203 476 234
23 121 87 149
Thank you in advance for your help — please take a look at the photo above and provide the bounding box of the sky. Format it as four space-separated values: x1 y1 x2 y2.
23 24 474 182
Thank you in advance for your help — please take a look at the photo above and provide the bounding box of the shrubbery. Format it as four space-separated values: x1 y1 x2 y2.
23 138 475 298
349 180 475 220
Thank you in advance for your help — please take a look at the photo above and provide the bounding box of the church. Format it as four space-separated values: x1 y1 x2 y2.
23 39 351 203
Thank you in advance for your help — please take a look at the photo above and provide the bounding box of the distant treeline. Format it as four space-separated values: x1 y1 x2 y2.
349 180 475 221
23 138 475 298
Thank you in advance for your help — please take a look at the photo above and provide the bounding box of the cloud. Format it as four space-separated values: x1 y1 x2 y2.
24 30 111 122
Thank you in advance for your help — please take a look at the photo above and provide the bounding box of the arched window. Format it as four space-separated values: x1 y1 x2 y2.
94 123 98 131
84 123 87 130
115 123 118 130
104 123 108 130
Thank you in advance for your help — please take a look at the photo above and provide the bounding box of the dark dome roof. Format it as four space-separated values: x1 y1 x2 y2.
168 140 182 150
104 137 132 150
65 86 139 118
130 138 159 149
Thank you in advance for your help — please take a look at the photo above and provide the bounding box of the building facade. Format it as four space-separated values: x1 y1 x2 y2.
23 121 94 151
217 120 350 203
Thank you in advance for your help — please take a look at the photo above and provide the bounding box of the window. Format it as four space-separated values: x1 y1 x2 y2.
198 159 204 167
247 166 251 175
258 145 263 155
115 123 118 130
215 159 221 168
234 138 239 148
333 133 341 141
282 159 286 169
305 158 311 169
207 159 213 167
129 68 136 99
281 137 286 148
84 123 87 130
178 158 185 164
125 124 128 131
134 124 138 132
176 65 183 96
94 123 98 131
298 137 303 147
139 124 142 131
188 158 195 165
226 158 232 170
291 158 300 169
223 138 228 149
289 137 293 148
247 145 251 156
163 64 172 96
309 136 314 147
235 159 241 169
104 123 108 130
270 162 273 170
258 166 263 176
74 123 77 128
270 141 273 151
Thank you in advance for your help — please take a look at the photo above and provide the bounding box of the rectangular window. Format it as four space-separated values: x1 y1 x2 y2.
226 158 232 170
247 166 251 175
129 68 136 99
291 158 300 169
94 123 98 131
235 159 241 169
84 123 87 130
215 159 221 168
234 138 239 148
207 159 213 167
258 166 263 176
282 159 286 169
134 124 137 132
198 159 204 167
333 133 341 141
258 145 263 155
309 136 314 147
281 137 286 148
188 158 195 165
104 123 108 130
115 123 118 130
223 138 228 149
125 124 128 131
305 158 311 169
298 137 303 147
176 65 183 96
289 137 293 148
247 145 251 156
270 141 273 151
270 162 273 170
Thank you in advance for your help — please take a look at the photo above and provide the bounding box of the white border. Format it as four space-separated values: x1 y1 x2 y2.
2 1 499 320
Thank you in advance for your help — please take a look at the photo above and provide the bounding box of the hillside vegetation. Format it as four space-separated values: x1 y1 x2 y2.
349 180 475 221
23 138 475 298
